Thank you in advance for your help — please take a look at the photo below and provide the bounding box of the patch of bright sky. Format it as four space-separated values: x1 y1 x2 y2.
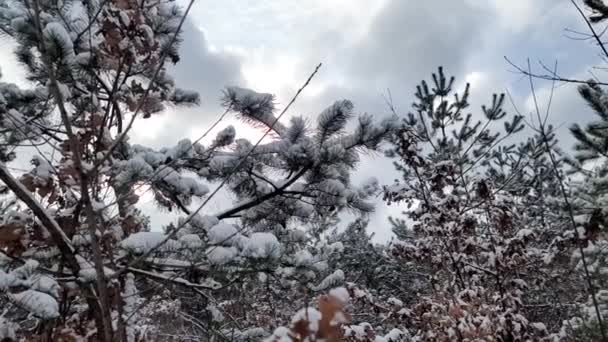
186 0 387 94
0 39 29 87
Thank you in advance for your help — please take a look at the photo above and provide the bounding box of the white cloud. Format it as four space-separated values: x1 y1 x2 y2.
487 0 538 32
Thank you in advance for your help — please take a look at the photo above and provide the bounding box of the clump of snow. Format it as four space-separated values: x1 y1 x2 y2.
188 215 219 232
200 278 222 289
72 234 90 247
141 24 155 44
55 81 71 100
114 155 153 186
515 228 534 239
76 255 96 282
531 322 547 332
0 317 16 341
387 297 404 307
9 290 59 319
208 304 224 322
294 249 314 267
207 246 238 265
0 269 19 290
41 234 62 253
359 177 379 196
291 307 322 333
179 234 202 249
30 275 60 298
154 168 209 197
241 232 281 259
233 327 266 340
207 222 239 245
377 328 408 342
287 229 308 243
294 201 315 217
3 210 29 226
31 155 53 181
312 269 345 291
329 287 350 304
264 327 291 342
11 259 39 279
329 241 344 253
122 273 138 313
313 260 329 272
75 256 115 283
120 232 180 254
75 52 91 65
224 86 275 117
347 323 407 342
344 323 370 339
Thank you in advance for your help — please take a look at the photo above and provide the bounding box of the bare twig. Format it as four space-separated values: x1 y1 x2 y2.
505 56 604 86
571 0 608 60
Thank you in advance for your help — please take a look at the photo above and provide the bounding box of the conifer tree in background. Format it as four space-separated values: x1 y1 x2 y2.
381 67 580 340
526 1 608 339
558 0 608 332
566 76 608 338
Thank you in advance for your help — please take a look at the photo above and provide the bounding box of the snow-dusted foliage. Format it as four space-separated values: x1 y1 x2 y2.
0 0 395 340
377 67 600 341
2 0 608 340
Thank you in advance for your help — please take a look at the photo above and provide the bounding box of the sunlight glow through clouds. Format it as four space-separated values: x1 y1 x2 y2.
187 0 389 100
464 71 485 87
130 111 171 142
241 53 327 98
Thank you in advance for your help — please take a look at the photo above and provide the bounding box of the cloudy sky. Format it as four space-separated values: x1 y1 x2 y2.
1 0 604 240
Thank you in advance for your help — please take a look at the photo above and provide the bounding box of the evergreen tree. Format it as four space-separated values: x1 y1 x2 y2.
381 67 572 340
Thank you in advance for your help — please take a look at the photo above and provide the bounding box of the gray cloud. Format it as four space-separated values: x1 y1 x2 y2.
292 0 491 112
131 20 245 149
170 21 244 99
346 0 484 87
284 0 493 240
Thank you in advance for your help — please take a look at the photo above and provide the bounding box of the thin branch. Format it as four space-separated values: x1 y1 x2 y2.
571 0 608 60
505 56 604 86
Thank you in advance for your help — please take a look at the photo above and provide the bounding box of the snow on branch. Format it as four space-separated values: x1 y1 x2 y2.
223 86 286 136
120 232 181 254
8 290 59 319
315 100 354 144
